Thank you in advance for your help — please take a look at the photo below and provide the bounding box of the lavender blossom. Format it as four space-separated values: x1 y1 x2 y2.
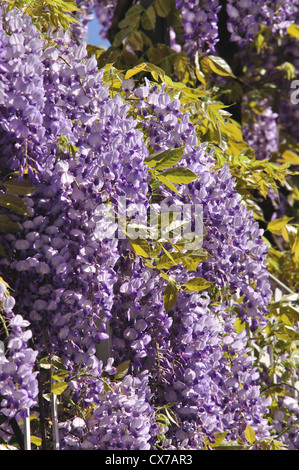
0 284 38 420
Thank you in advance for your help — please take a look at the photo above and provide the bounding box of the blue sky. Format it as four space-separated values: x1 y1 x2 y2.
86 14 110 48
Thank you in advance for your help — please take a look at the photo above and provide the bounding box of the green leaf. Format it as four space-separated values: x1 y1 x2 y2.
0 214 20 233
125 62 165 82
154 0 171 17
113 26 133 47
118 4 144 29
4 176 35 195
39 356 52 370
145 147 185 170
267 216 294 236
244 423 256 444
129 238 151 258
165 407 179 427
115 360 130 380
31 436 42 447
127 31 145 51
234 317 246 333
207 432 228 448
141 5 156 30
51 381 68 395
52 369 70 381
157 248 210 270
161 167 198 184
181 277 212 292
157 251 187 269
163 279 178 312
156 174 178 193
207 55 236 77
287 23 299 39
0 194 29 215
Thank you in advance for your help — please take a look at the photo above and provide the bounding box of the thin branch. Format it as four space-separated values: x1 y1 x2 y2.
37 369 48 450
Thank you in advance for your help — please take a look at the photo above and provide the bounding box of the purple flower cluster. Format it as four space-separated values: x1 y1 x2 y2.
0 283 38 420
242 98 279 160
111 255 175 383
0 4 280 450
167 294 272 447
90 0 116 42
0 5 149 368
272 398 299 450
58 370 157 450
226 0 298 46
175 0 221 57
133 81 272 327
71 1 95 44
0 9 45 181
84 372 156 450
107 80 273 447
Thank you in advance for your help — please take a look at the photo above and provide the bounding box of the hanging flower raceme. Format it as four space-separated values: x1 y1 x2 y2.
242 98 279 161
174 0 221 58
107 79 273 448
0 5 150 403
0 281 38 421
226 0 298 47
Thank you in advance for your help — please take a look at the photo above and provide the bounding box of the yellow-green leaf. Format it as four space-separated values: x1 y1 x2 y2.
125 62 165 81
267 217 294 236
0 194 29 215
280 149 299 165
208 432 228 448
161 167 198 184
287 23 299 39
114 360 130 380
0 214 20 233
157 251 187 269
207 55 236 77
280 313 293 327
271 440 288 450
154 0 171 17
51 381 68 395
31 436 42 446
145 147 184 169
244 423 256 444
291 235 299 263
52 369 70 381
129 238 151 258
234 317 245 333
141 5 156 30
182 248 210 271
181 277 212 292
4 176 35 196
156 174 178 193
163 279 178 312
